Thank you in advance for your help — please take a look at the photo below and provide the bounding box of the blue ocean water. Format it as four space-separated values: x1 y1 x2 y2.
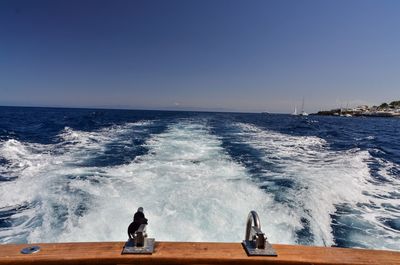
0 106 399 250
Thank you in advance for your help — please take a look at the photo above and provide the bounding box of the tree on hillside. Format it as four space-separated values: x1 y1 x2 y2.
389 100 400 108
379 102 389 109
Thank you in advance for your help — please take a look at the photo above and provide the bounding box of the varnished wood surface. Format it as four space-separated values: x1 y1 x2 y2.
0 241 399 265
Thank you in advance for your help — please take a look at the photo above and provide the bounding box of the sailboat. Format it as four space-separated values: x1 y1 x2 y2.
300 98 308 116
291 106 298 115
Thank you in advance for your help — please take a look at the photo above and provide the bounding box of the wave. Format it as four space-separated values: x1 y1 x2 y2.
0 121 154 243
231 122 400 250
1 118 399 251
41 120 297 243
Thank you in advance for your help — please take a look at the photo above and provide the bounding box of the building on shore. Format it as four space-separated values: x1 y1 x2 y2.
316 101 400 117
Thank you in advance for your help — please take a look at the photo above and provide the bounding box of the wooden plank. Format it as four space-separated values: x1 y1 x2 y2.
0 242 399 265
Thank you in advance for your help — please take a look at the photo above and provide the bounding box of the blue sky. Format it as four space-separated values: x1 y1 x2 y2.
0 0 399 113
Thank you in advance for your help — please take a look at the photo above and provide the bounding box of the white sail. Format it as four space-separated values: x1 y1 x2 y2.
292 106 298 115
300 98 308 116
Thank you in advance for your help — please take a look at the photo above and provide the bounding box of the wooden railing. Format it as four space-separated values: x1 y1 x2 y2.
0 242 399 265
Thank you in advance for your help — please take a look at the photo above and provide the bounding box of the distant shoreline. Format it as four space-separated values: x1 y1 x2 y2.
315 100 400 118
314 110 400 118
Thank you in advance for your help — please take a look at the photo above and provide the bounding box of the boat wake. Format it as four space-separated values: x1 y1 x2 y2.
0 117 399 250
221 122 400 250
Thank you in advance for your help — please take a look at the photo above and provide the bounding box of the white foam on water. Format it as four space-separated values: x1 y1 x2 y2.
356 157 400 250
234 122 400 250
0 121 153 243
57 121 153 158
2 118 399 250
48 120 299 243
1 120 298 244
0 139 52 208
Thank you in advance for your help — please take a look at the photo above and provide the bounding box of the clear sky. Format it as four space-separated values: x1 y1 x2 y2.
1 0 399 113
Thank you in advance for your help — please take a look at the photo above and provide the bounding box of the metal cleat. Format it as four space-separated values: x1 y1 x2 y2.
122 208 155 254
242 210 277 256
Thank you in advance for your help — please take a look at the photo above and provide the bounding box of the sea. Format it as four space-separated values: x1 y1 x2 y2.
0 106 399 250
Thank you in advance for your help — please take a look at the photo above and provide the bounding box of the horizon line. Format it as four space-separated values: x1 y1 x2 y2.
0 104 292 115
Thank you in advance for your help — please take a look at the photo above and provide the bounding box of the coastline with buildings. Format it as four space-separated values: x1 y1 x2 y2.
315 100 400 117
